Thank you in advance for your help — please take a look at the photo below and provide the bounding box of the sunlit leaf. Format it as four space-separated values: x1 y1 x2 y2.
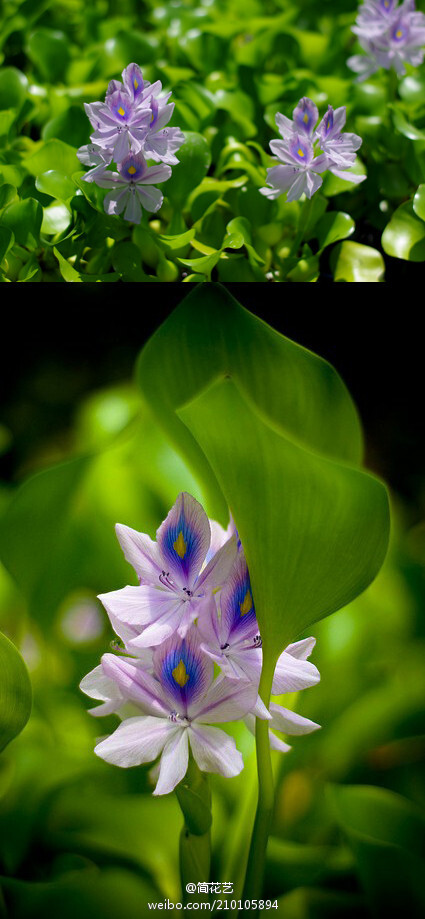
381 201 425 262
178 376 389 663
0 632 32 754
330 242 385 281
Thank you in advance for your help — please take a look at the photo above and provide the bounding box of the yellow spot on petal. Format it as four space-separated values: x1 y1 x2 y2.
172 659 190 687
128 165 136 174
118 106 125 116
395 28 403 37
240 590 253 616
303 113 309 123
134 79 139 89
173 530 187 558
297 148 305 157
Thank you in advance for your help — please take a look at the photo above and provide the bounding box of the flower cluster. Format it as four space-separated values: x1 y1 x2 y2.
260 98 366 203
348 0 425 80
77 63 185 223
80 494 320 796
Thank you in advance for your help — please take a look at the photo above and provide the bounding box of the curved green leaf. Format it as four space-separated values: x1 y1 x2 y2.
316 212 355 251
382 201 425 262
0 68 28 111
413 184 425 222
330 241 385 281
178 377 389 664
136 285 364 523
0 632 32 753
165 132 211 209
329 784 425 916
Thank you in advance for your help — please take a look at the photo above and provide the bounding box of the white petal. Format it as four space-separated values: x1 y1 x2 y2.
190 675 259 723
244 714 292 753
270 703 320 736
153 728 189 795
115 523 162 583
284 637 316 660
272 651 320 693
94 715 176 768
197 534 238 592
189 724 244 777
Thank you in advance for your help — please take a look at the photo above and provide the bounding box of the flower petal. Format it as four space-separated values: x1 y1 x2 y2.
115 523 162 584
153 728 189 795
270 702 321 735
94 715 177 768
156 493 211 590
188 724 244 777
272 650 320 693
190 675 259 723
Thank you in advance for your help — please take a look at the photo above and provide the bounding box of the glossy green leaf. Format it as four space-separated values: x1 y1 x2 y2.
26 29 70 82
391 106 425 142
178 377 389 662
286 255 320 281
42 204 72 236
0 68 28 111
0 184 17 209
329 784 425 915
316 212 355 251
399 74 425 105
165 132 211 209
136 285 364 521
382 201 425 261
25 140 80 180
413 184 425 222
330 242 385 281
36 170 76 201
0 198 42 247
42 105 90 147
0 632 32 754
53 246 82 280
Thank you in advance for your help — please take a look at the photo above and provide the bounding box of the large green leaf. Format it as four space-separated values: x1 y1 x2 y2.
0 632 32 753
177 378 389 666
329 784 425 915
136 285 364 520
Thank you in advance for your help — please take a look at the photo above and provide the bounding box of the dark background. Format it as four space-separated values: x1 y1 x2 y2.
1 284 423 522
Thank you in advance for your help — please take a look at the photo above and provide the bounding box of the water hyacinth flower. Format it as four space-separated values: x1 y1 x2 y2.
82 628 270 795
93 153 172 222
260 98 365 203
81 493 321 796
78 62 185 224
348 0 425 79
98 493 238 648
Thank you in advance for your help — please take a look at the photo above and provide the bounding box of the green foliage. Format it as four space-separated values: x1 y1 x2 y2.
0 632 32 753
0 0 424 279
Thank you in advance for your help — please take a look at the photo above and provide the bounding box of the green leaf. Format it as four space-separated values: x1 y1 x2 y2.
399 74 425 105
330 242 385 281
136 285 364 523
413 184 425 222
165 132 211 209
36 170 76 201
382 201 425 262
0 183 17 209
26 29 70 82
53 246 82 281
25 140 80 180
0 68 28 111
42 204 72 236
329 784 425 915
177 377 389 661
0 226 14 263
1 198 43 247
42 105 90 147
0 632 32 754
316 212 355 251
391 106 425 141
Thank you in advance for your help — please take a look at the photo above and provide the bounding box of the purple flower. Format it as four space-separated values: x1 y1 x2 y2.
348 0 425 79
81 628 269 795
260 98 365 202
98 493 238 647
91 153 171 223
84 91 153 161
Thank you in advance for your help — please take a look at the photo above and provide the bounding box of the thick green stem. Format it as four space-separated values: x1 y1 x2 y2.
241 660 275 910
175 755 212 906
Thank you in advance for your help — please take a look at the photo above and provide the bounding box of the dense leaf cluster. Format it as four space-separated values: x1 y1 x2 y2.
0 0 425 280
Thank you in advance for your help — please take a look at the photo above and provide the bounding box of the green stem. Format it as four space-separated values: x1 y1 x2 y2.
175 755 212 906
241 659 275 912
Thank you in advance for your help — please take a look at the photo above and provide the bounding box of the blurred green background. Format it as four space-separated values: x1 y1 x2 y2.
0 294 424 918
